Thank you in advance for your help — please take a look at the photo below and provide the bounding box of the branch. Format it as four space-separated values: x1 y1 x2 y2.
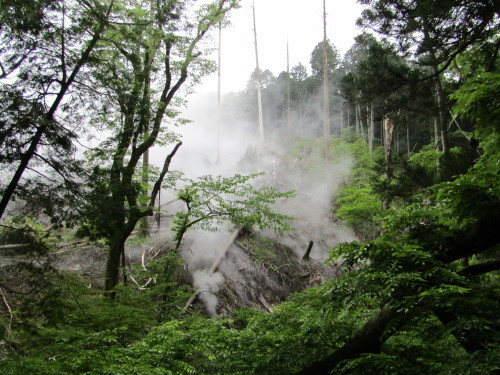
460 259 500 277
436 217 500 263
293 217 500 375
0 287 13 338
294 306 402 375
148 142 182 208
33 152 80 186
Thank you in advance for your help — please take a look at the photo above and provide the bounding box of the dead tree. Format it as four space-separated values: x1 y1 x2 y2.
252 1 264 149
322 0 330 156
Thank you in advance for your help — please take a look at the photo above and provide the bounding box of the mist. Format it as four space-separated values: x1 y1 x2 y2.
148 84 356 316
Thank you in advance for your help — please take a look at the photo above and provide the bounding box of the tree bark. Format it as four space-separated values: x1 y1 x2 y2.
359 104 366 142
294 306 400 375
432 64 449 155
355 102 360 136
368 103 374 153
340 103 344 138
252 2 264 149
406 121 410 156
216 21 222 164
383 117 395 182
322 0 330 154
140 150 150 237
302 241 314 261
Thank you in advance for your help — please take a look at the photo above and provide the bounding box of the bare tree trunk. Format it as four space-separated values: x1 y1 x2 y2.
384 117 395 182
322 0 330 157
299 101 303 138
433 117 442 171
252 2 264 149
407 121 410 156
431 64 449 155
359 104 366 141
369 103 374 153
140 150 150 237
347 102 350 129
380 117 385 147
422 21 449 156
183 227 241 312
396 126 399 154
216 21 222 164
340 103 344 138
286 40 291 132
355 102 360 135
433 117 441 151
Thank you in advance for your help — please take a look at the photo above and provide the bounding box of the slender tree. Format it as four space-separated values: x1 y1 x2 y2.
252 1 264 149
0 0 115 220
322 0 330 152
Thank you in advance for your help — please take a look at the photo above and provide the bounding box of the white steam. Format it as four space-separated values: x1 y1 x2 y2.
192 269 225 317
148 86 356 315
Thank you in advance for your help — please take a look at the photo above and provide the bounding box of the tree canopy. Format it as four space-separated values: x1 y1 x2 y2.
0 0 498 374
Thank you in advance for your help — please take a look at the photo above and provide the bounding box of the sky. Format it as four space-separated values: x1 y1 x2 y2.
198 0 365 94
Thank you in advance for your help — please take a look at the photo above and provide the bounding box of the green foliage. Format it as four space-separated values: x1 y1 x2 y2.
335 187 383 239
0 216 50 254
2 2 499 375
451 72 500 154
0 251 189 374
172 173 294 249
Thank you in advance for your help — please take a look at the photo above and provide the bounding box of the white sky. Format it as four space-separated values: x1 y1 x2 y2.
198 0 365 94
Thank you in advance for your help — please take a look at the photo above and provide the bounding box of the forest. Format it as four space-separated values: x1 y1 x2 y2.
0 0 499 374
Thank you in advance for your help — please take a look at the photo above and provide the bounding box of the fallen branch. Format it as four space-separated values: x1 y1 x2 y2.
258 292 273 312
160 198 180 208
302 241 313 261
0 287 13 338
209 227 242 274
0 243 30 251
183 227 241 313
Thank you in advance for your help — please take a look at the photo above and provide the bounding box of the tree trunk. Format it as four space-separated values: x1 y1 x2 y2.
369 103 374 153
104 216 138 297
286 40 291 132
140 150 150 237
105 236 125 297
355 102 360 135
252 2 264 149
396 126 399 154
216 21 222 164
431 64 449 156
406 121 410 156
359 104 366 141
384 117 395 184
433 117 441 171
421 21 449 156
380 117 385 147
347 102 350 129
340 103 344 138
433 117 441 151
322 0 330 156
294 307 400 375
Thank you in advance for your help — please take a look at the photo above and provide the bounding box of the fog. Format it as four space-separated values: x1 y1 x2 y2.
148 87 356 315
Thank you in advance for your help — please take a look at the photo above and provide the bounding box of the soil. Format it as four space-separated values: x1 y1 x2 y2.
0 228 338 317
